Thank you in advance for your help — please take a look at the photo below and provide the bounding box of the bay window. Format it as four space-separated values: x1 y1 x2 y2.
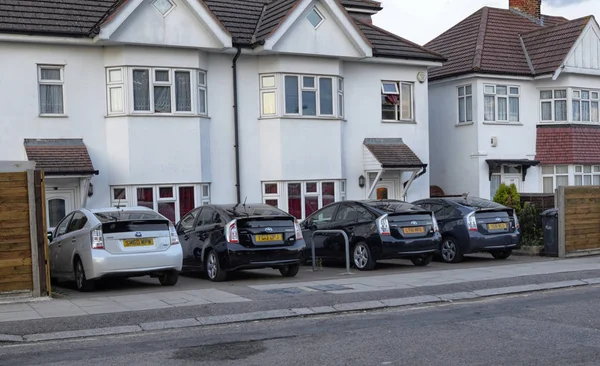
381 81 413 121
541 165 568 193
540 90 567 122
484 84 520 122
573 90 599 123
111 184 210 223
574 165 600 186
262 180 345 219
457 84 473 123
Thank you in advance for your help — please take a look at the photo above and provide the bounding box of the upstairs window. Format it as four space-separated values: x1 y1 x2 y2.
306 7 324 28
38 65 65 115
457 85 473 123
484 84 519 122
540 90 567 122
573 90 599 123
381 81 413 121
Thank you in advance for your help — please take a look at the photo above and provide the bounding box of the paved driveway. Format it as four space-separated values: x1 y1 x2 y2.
53 254 553 299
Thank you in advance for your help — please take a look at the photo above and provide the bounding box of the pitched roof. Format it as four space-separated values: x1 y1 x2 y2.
0 0 442 62
24 139 98 175
363 138 425 168
424 6 589 80
536 125 600 165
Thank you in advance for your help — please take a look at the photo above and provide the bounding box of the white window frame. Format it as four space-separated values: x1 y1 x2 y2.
337 78 344 118
572 89 599 123
261 180 342 219
574 165 600 186
484 84 520 122
38 65 65 116
198 70 208 115
306 6 325 29
106 67 125 115
541 165 569 193
457 84 473 123
260 74 277 117
381 81 414 122
540 89 568 122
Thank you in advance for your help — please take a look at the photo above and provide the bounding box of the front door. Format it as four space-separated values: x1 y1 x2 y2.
46 189 76 230
375 180 397 200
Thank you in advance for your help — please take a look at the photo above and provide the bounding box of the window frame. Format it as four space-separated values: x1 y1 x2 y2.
457 84 473 123
306 6 325 29
38 64 66 116
483 84 520 123
261 180 342 219
381 81 414 122
572 89 598 123
574 165 600 186
540 89 568 122
198 70 208 115
541 165 569 193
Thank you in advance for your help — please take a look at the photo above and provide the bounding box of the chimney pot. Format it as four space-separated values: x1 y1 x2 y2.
509 0 541 19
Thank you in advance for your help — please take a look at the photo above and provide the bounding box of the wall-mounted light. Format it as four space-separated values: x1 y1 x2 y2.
87 182 94 197
358 175 365 188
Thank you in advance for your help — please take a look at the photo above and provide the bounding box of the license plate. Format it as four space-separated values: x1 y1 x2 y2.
403 227 425 234
488 223 507 230
123 238 154 247
255 234 283 242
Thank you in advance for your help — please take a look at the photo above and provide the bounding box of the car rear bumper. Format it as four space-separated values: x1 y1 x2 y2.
379 233 442 259
88 245 183 279
223 240 306 271
467 232 521 252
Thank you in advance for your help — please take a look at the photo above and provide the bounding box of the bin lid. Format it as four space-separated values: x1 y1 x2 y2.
540 208 559 217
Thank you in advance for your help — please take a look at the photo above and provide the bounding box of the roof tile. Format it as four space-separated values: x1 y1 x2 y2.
364 138 424 168
24 139 97 175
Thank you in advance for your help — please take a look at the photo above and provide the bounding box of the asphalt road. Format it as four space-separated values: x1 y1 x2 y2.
2 285 600 366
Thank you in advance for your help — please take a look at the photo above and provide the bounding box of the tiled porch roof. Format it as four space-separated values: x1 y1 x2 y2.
536 125 600 165
24 139 98 175
363 138 425 168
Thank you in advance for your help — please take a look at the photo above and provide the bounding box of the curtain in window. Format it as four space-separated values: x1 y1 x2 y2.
556 175 568 188
509 97 519 122
319 78 333 115
287 183 302 219
490 175 501 199
573 100 581 121
484 96 495 121
592 102 599 122
302 91 317 116
555 100 567 121
285 76 299 114
582 101 590 122
401 83 412 119
497 97 508 120
541 101 552 121
154 86 171 113
458 98 466 122
137 188 153 209
133 70 150 111
466 96 473 122
322 182 335 206
175 72 191 112
40 85 64 114
179 187 195 218
304 196 319 218
159 203 176 223
543 177 554 193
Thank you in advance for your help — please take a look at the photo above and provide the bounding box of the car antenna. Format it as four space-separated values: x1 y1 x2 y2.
462 192 469 199
243 196 247 207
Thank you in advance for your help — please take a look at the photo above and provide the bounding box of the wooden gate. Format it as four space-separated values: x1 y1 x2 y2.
0 166 50 298
557 186 600 257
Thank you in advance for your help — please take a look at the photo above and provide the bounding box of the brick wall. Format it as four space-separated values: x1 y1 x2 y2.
509 0 541 19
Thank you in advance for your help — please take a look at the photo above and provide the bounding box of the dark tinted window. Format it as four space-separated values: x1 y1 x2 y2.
197 208 221 227
179 208 199 232
356 205 375 222
67 211 88 233
54 212 74 238
445 197 507 210
308 204 338 225
363 200 423 213
335 205 358 223
223 204 288 218
94 211 163 223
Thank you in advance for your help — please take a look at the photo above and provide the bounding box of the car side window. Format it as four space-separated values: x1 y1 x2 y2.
180 209 199 232
54 213 74 239
441 203 457 218
310 204 338 226
334 205 358 223
197 208 217 227
67 212 88 233
429 203 445 217
356 205 375 222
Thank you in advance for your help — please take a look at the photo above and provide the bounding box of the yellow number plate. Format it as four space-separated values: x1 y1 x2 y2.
488 223 507 230
403 227 425 234
123 238 154 247
255 234 283 242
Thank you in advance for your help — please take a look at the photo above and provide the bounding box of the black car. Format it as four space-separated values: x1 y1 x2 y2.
412 196 521 263
175 203 306 281
300 200 442 270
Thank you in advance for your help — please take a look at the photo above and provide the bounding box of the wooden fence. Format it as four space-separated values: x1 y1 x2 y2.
520 193 555 211
557 186 600 257
0 167 49 297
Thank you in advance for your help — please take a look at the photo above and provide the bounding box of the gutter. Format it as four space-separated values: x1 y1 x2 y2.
232 46 242 203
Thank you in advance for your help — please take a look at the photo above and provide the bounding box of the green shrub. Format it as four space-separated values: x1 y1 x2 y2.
518 202 543 246
493 183 522 214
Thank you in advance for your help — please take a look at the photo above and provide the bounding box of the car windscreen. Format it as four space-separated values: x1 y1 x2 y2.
223 205 289 218
94 211 164 222
445 197 507 210
362 201 425 213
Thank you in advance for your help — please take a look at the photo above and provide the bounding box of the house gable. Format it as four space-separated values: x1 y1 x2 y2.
263 0 372 58
98 0 232 49
562 19 600 76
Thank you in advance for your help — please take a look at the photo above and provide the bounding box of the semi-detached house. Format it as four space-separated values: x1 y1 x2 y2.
426 0 600 199
0 0 444 227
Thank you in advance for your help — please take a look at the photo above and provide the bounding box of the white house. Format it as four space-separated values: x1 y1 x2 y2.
425 0 600 199
0 0 444 227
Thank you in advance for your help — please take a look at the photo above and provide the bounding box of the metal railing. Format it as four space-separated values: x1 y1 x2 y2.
310 230 354 275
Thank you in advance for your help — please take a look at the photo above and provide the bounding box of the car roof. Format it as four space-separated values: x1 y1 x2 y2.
206 203 291 218
88 206 154 213
434 197 508 210
349 199 426 213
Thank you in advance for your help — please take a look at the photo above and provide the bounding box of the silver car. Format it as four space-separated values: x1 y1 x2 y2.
49 207 183 291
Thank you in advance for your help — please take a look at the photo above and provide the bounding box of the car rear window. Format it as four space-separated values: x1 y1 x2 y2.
94 211 164 222
362 201 424 213
223 205 289 218
445 197 507 210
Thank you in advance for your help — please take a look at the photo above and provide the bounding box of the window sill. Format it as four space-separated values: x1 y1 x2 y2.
39 114 68 118
483 121 523 126
456 122 474 127
105 114 211 119
381 119 417 124
259 115 344 121
538 121 599 125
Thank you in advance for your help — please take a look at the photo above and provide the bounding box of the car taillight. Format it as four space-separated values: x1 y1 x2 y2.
169 223 180 245
225 219 239 243
465 212 478 231
432 214 439 233
91 227 104 249
514 210 520 230
376 214 391 236
294 220 303 240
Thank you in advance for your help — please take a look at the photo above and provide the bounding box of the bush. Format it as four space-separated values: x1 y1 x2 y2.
518 202 543 246
493 183 522 214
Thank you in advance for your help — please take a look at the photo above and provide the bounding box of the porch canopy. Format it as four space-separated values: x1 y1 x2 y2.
363 138 427 199
24 138 98 176
485 159 540 181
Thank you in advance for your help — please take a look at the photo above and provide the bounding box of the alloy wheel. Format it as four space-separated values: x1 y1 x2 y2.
441 239 456 262
207 252 218 280
353 244 369 269
76 261 85 290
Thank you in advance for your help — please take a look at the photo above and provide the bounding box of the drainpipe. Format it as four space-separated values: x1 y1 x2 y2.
232 46 242 203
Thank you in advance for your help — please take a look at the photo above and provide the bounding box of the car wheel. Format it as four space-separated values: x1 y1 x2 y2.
158 270 179 286
353 242 376 271
441 237 463 263
491 249 512 260
279 264 300 277
74 258 95 292
410 254 433 267
205 250 227 282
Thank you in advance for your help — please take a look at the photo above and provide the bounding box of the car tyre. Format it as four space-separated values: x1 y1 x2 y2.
205 250 227 282
159 270 179 286
441 237 463 263
353 242 376 271
279 264 300 277
410 254 433 267
491 249 512 260
74 258 95 292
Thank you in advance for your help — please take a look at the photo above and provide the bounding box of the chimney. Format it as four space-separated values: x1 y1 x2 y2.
509 0 541 19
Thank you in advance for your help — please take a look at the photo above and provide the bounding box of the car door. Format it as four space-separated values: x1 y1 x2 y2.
62 211 89 276
190 208 222 264
49 212 74 277
302 204 340 259
329 204 360 260
177 208 201 264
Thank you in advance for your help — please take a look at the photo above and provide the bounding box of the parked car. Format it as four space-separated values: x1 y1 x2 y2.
175 203 306 282
412 196 521 263
300 200 442 270
48 207 183 291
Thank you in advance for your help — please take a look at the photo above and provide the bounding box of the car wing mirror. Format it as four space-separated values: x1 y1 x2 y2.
47 232 53 242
